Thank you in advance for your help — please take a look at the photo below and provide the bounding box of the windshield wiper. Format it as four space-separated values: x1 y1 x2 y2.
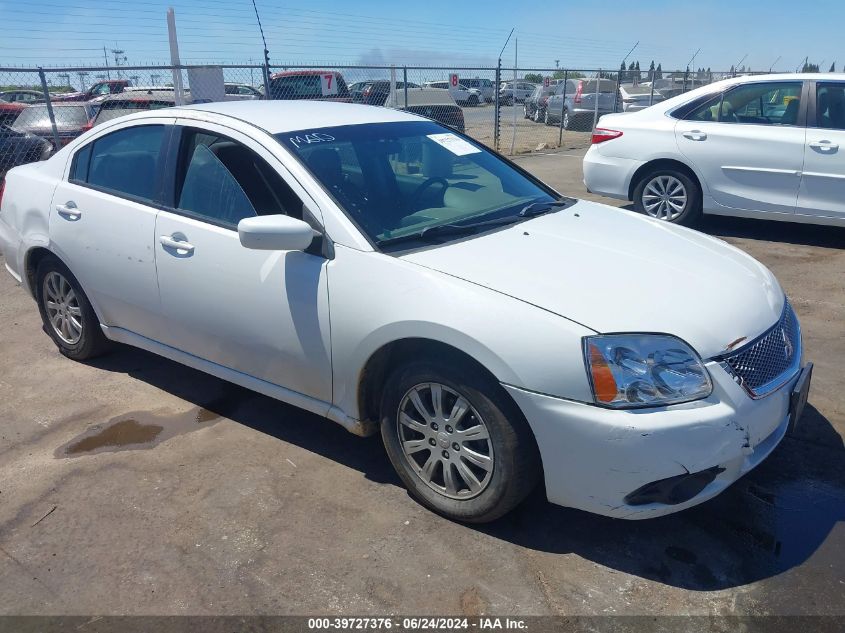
376 216 520 248
376 199 573 249
518 199 572 217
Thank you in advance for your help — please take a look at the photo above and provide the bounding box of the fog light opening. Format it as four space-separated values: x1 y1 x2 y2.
624 466 726 506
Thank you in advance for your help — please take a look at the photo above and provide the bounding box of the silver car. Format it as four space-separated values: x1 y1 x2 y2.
498 81 536 105
544 78 617 129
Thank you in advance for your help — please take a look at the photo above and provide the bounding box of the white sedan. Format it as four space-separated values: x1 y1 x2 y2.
583 73 845 227
0 101 811 522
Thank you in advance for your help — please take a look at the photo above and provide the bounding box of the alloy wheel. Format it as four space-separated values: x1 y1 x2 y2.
397 382 494 500
642 175 688 221
43 271 83 344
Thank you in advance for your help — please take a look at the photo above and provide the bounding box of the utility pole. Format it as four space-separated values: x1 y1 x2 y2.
103 46 111 79
77 71 89 91
111 48 126 78
555 59 560 69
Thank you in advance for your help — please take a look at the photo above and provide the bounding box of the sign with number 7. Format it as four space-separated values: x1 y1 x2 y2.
320 73 338 96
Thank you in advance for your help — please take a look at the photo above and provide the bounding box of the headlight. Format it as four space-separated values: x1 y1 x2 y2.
583 334 712 408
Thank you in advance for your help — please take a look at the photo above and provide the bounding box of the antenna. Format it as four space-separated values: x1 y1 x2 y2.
686 48 701 70
734 53 747 72
621 41 639 66
769 55 781 72
251 0 271 70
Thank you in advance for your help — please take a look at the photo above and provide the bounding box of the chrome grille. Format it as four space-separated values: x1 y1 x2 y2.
721 301 801 397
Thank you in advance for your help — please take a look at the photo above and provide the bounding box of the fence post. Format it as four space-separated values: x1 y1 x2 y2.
592 69 601 131
37 68 61 150
493 62 501 151
648 69 655 106
403 66 409 112
262 63 271 99
558 70 568 146
614 71 621 113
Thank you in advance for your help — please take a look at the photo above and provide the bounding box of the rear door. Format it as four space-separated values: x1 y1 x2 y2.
49 119 173 336
674 80 806 215
797 81 845 220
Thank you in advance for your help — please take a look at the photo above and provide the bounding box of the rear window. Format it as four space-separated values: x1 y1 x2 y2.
95 101 175 125
579 79 617 94
12 105 89 128
270 74 349 99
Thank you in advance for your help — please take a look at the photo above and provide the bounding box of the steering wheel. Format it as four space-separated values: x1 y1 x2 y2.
411 177 449 206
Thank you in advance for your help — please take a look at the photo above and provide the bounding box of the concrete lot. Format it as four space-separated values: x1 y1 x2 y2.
1 148 844 616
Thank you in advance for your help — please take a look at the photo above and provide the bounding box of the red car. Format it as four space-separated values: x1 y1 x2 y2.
268 70 351 102
0 102 26 127
52 79 131 103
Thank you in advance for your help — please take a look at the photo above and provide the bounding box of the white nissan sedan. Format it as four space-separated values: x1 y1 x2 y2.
0 101 812 522
583 73 845 227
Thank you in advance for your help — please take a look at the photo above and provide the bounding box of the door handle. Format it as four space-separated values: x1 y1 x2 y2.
683 130 707 141
159 235 195 254
56 201 81 220
809 140 839 151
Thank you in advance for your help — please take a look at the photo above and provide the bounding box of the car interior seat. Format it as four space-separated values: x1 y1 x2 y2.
781 98 800 125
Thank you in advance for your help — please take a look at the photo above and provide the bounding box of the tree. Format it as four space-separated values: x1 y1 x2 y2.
829 62 836 72
655 63 663 80
523 72 543 84
802 62 820 73
553 70 584 79
635 60 641 81
648 60 655 80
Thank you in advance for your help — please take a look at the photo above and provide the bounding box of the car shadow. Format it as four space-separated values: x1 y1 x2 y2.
617 204 845 249
88 346 845 591
478 403 845 590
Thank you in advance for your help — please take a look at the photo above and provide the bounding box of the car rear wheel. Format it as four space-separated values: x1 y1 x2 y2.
380 358 540 523
533 107 543 123
36 255 112 360
633 169 702 226
523 104 530 119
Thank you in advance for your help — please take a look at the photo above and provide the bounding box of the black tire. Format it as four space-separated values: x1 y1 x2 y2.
533 107 543 123
35 255 112 360
523 104 530 119
633 167 702 227
380 358 540 523
544 108 554 126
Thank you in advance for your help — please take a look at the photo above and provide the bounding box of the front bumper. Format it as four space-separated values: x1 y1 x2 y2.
505 361 803 519
582 147 645 201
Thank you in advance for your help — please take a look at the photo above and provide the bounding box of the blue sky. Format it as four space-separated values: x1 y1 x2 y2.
1 0 843 73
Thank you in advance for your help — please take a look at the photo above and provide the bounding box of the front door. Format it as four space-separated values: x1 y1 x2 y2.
153 123 333 404
797 81 845 220
674 80 806 215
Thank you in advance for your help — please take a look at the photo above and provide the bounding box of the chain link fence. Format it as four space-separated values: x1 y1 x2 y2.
1 63 773 178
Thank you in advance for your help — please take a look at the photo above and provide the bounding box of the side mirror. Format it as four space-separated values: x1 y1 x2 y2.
238 214 318 251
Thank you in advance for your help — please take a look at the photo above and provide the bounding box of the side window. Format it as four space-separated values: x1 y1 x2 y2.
174 128 304 227
815 83 845 130
70 143 93 183
685 94 723 122
86 125 164 201
720 82 803 125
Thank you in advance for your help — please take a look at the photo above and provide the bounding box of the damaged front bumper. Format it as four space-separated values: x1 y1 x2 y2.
504 360 804 519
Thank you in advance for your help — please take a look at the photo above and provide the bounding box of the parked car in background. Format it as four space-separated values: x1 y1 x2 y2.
544 78 617 129
224 83 263 101
618 83 665 112
583 73 845 227
390 87 465 131
498 82 536 105
0 100 811 523
353 81 420 106
93 92 191 126
10 103 97 149
52 79 131 103
523 85 555 122
0 125 52 177
0 89 45 104
268 71 351 102
460 78 495 102
0 102 26 127
423 81 482 107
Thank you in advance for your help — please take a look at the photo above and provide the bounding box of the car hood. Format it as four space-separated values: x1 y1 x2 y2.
400 201 784 359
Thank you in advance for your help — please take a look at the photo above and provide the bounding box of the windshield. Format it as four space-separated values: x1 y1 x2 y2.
276 121 556 247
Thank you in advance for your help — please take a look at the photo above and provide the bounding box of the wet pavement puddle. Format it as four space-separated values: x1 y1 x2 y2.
56 405 227 457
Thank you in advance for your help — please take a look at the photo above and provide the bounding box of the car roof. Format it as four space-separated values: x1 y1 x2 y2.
270 70 344 78
125 100 423 133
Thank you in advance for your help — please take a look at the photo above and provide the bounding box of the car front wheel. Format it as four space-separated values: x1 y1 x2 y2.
633 169 702 226
380 359 539 523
